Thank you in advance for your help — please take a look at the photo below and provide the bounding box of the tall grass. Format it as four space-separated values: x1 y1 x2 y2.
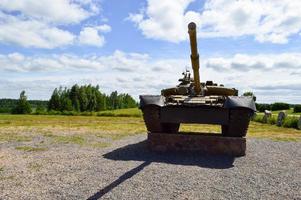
252 113 300 130
32 108 142 118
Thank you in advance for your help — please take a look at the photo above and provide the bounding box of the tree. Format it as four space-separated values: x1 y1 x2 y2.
47 84 138 112
271 102 290 111
70 84 80 111
48 88 61 111
294 105 301 113
12 91 32 114
78 87 88 112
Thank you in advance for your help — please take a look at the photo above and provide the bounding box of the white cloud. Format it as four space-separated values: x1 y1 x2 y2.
78 24 111 47
0 51 301 103
96 24 112 33
0 0 98 24
79 27 105 47
129 0 301 44
128 0 197 42
0 12 75 48
205 53 301 71
0 1 108 49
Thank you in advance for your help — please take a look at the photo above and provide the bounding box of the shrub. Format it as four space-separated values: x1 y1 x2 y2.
97 112 115 117
252 114 264 123
267 116 277 125
271 102 290 111
47 110 62 115
282 117 299 129
61 111 77 116
293 105 301 113
33 110 48 115
80 112 94 116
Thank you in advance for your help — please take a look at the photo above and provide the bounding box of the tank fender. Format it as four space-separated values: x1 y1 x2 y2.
139 95 165 109
224 96 256 112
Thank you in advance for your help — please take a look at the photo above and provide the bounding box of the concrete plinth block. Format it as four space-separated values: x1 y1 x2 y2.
148 132 246 157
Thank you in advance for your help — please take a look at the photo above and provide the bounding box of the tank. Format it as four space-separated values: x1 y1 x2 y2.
139 22 256 137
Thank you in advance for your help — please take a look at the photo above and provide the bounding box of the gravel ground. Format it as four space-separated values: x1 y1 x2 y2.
0 135 300 200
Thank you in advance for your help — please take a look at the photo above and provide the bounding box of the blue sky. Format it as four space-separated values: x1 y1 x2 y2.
0 0 301 103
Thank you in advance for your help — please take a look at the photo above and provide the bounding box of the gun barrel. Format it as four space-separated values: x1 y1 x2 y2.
188 22 201 95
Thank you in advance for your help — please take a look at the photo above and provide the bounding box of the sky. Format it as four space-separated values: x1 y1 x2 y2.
0 0 301 103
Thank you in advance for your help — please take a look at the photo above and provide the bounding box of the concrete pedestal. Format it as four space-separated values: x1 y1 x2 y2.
148 132 246 156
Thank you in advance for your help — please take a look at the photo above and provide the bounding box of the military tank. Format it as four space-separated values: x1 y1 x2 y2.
140 22 256 137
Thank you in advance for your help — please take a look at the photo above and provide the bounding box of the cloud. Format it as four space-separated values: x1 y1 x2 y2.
78 24 111 47
205 53 301 72
128 0 196 42
0 0 98 24
0 12 75 48
254 84 301 91
0 1 109 49
0 51 300 103
129 0 301 44
79 27 104 47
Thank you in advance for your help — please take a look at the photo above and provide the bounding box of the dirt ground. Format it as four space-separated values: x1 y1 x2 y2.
1 134 300 200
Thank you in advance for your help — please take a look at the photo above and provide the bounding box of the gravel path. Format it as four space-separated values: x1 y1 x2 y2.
1 135 300 200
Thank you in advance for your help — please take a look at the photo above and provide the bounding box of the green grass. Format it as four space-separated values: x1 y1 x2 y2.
253 112 300 129
97 108 142 117
28 162 43 171
43 134 85 145
0 134 32 142
247 122 301 141
0 108 300 146
91 142 110 148
15 146 48 152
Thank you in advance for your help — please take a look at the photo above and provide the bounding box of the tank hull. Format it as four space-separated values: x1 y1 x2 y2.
140 95 255 137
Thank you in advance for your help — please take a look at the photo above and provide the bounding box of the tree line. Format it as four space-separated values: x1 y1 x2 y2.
242 92 298 112
0 97 47 113
48 84 137 112
0 84 137 114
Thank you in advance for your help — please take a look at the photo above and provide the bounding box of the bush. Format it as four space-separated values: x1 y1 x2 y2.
47 110 62 115
282 117 299 129
267 116 277 125
61 111 77 116
80 112 94 116
33 110 48 115
271 102 290 111
293 105 301 113
252 114 264 123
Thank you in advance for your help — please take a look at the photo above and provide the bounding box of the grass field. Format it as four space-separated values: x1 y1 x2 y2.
0 108 300 149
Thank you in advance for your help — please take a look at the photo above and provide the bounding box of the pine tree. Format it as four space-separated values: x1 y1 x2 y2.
48 88 61 111
70 84 80 111
78 87 88 112
12 91 32 114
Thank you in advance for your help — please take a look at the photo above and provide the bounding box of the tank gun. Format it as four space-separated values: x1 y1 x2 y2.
188 22 201 95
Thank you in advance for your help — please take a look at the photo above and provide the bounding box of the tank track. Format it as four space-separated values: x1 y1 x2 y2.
222 108 252 137
142 105 180 133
